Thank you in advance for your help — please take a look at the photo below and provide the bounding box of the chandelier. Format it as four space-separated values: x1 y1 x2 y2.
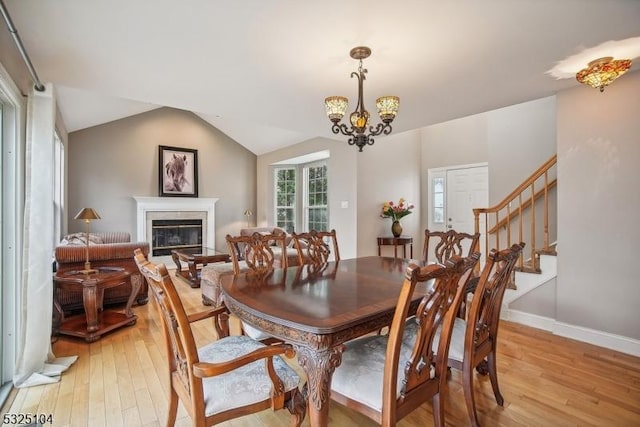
325 46 399 152
576 57 632 92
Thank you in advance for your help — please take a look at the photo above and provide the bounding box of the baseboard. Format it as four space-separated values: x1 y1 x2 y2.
502 308 640 357
501 309 554 331
553 321 640 357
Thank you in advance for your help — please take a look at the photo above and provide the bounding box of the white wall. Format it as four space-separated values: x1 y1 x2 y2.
556 71 640 340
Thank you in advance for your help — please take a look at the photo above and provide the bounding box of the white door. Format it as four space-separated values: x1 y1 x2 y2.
428 164 489 234
446 166 489 234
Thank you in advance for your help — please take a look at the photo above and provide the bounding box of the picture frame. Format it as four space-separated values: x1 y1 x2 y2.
158 145 199 197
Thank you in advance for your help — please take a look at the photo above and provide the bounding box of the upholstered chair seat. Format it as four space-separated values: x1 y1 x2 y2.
197 335 301 416
330 255 479 427
201 261 248 307
332 333 433 412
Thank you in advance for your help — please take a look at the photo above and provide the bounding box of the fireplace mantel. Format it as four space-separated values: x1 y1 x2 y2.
133 196 219 253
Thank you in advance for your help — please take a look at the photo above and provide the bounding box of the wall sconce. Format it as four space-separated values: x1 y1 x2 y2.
74 207 101 274
243 209 253 228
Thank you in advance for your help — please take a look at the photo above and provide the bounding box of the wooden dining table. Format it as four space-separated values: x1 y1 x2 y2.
220 256 430 427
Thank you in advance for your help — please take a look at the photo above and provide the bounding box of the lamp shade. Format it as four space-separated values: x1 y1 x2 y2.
74 207 101 221
376 96 400 123
325 96 348 122
243 209 253 217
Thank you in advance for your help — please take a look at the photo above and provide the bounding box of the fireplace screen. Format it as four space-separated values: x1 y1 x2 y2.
152 219 203 256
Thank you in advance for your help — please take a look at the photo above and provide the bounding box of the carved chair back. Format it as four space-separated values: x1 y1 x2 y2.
133 248 161 301
386 256 478 423
291 229 340 266
137 261 305 426
226 232 288 276
451 242 525 427
423 229 480 264
330 254 478 427
423 229 481 318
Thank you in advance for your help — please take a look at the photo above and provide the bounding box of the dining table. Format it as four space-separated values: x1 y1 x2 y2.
220 255 430 427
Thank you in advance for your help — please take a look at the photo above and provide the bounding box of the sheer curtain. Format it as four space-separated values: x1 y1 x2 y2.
13 84 76 388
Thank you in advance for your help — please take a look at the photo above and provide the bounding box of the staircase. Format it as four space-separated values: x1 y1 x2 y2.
473 155 558 314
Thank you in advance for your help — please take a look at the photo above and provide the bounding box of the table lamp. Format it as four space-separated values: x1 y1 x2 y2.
74 207 101 274
243 209 253 227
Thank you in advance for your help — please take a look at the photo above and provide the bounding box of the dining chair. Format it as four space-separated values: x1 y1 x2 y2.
226 232 288 341
137 260 307 427
134 248 230 340
330 255 478 427
291 229 340 266
423 229 481 318
226 231 289 275
423 229 480 264
444 242 524 427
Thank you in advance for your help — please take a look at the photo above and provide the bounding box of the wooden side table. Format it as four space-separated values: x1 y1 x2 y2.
53 266 139 342
377 236 414 260
171 247 231 288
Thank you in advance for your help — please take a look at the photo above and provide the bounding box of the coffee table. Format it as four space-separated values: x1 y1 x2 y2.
53 266 139 342
171 247 230 288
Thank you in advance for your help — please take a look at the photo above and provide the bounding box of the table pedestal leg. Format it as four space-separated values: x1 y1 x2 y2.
187 260 199 288
82 284 99 333
125 274 142 319
295 345 344 427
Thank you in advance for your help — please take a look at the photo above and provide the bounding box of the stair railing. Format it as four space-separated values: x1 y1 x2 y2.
473 155 557 276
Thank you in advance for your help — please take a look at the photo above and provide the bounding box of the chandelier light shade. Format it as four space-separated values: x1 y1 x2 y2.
576 57 632 92
325 46 399 152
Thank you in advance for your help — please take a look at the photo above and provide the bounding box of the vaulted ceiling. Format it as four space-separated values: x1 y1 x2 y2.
5 0 640 154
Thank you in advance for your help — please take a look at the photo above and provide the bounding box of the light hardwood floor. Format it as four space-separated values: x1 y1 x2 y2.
2 271 640 426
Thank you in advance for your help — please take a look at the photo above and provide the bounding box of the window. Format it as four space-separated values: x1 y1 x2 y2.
304 163 328 231
275 167 296 233
53 132 65 249
432 177 445 224
274 160 328 233
0 61 23 404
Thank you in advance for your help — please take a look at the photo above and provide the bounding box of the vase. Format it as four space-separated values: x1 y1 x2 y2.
391 220 402 237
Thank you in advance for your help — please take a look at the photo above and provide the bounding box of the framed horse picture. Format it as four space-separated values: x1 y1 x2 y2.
159 145 199 197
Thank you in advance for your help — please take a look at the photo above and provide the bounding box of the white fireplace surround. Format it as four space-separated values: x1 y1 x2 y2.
134 197 219 256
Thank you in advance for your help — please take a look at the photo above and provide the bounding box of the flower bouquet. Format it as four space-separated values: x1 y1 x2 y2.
380 198 414 221
380 198 414 237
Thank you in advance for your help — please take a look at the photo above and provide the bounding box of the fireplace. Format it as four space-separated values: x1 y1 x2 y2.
151 219 203 256
134 196 218 263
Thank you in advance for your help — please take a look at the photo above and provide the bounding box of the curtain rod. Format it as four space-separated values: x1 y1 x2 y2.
0 0 45 92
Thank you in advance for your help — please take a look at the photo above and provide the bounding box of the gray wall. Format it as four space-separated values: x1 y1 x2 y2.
510 277 557 319
0 18 31 94
418 97 556 253
487 96 557 204
557 71 640 340
357 129 422 257
68 107 256 251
